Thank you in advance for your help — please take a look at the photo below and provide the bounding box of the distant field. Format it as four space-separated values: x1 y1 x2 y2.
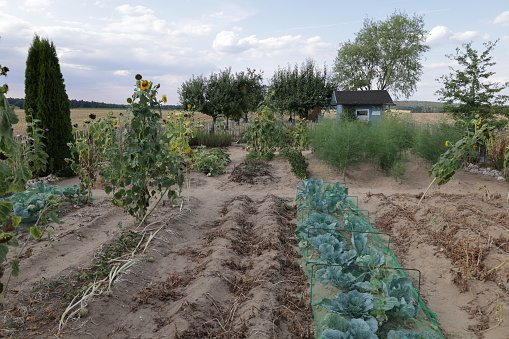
322 109 452 124
11 108 452 136
12 108 211 136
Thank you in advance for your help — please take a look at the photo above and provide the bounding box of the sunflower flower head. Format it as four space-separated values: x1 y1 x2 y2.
140 80 150 90
162 95 168 103
444 140 450 147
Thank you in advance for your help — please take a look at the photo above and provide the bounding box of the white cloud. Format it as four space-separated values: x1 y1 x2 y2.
212 31 333 59
427 26 478 45
23 0 52 11
0 12 33 36
60 62 92 71
494 11 509 26
426 26 452 44
113 70 131 76
451 30 478 41
213 31 256 53
105 13 168 35
115 4 154 15
423 62 454 70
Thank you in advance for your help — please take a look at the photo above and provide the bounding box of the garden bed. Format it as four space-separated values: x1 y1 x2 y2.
0 146 508 338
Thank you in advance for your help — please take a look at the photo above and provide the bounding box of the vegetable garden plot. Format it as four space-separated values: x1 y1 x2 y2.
295 178 443 339
0 183 83 223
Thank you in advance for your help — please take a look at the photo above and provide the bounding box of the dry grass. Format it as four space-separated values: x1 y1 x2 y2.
11 108 452 136
11 108 212 136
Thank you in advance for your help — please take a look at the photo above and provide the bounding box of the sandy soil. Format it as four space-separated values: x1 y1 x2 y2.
1 145 509 339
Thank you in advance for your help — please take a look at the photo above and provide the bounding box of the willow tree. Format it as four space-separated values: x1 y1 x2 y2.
25 35 73 176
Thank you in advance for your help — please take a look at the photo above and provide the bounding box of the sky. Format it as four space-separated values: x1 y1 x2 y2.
0 0 508 105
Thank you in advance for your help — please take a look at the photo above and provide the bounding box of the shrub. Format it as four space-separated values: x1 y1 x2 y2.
412 121 464 164
311 116 415 177
310 119 369 176
364 115 414 174
191 146 230 176
189 129 232 147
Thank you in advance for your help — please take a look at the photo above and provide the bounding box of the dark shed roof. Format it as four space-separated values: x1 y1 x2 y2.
331 90 395 106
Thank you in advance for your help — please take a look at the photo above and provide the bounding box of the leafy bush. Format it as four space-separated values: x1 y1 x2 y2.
244 109 289 157
189 129 232 147
412 121 464 164
280 148 309 179
191 146 230 176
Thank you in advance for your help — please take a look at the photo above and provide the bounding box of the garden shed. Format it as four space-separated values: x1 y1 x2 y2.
331 90 395 122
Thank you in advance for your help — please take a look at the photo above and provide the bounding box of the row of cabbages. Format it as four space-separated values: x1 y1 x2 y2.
295 179 444 339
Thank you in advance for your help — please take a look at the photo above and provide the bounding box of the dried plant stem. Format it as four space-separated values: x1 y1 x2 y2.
486 256 509 275
57 259 137 336
418 177 437 206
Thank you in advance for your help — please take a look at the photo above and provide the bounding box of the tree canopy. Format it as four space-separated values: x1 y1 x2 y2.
178 68 264 131
436 40 509 125
268 58 336 119
333 11 429 99
24 34 73 176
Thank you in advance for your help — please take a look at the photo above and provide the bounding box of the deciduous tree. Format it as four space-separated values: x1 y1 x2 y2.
269 58 336 119
436 40 509 125
178 68 264 132
334 11 429 99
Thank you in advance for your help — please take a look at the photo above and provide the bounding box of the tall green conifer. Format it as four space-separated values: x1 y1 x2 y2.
24 35 73 176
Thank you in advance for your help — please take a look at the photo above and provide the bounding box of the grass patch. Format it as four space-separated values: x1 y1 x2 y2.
190 129 232 147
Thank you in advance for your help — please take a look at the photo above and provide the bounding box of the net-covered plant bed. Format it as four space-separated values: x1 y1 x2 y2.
295 178 444 338
0 183 83 223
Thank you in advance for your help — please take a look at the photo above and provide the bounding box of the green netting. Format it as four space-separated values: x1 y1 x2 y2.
0 183 83 223
295 179 443 339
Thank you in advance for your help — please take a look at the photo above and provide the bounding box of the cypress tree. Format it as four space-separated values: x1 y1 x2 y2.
24 35 73 176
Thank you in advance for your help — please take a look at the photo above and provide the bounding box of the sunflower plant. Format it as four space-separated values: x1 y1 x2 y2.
420 118 492 203
244 107 287 159
67 112 118 202
160 109 197 199
0 65 43 303
102 75 185 220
